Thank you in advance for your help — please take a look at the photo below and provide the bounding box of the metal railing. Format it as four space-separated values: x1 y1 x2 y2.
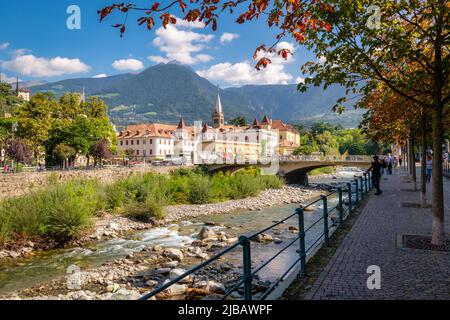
139 172 373 301
279 155 373 162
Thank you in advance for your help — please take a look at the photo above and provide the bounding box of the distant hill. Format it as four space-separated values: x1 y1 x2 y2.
29 62 364 128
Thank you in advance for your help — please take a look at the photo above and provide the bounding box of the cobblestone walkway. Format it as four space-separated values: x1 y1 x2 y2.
305 169 450 300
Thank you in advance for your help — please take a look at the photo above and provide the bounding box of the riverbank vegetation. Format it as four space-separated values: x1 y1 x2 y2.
0 168 283 245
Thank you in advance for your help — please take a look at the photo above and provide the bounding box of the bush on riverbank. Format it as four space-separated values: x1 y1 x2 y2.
0 180 104 244
0 168 284 245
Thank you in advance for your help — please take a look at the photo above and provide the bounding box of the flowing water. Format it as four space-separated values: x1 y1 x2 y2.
0 167 365 296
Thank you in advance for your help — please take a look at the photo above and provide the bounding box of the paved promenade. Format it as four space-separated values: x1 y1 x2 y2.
305 169 450 300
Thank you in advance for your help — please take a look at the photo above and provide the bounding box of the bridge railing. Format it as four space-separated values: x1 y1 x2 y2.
139 172 374 301
279 155 373 162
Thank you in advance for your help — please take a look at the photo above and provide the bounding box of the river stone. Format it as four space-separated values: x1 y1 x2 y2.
194 281 226 294
145 280 158 287
152 268 171 275
106 283 121 293
169 268 193 283
162 280 187 296
163 248 184 262
254 234 273 243
198 227 215 240
112 289 141 300
164 260 179 268
70 290 93 300
273 238 283 244
288 226 300 233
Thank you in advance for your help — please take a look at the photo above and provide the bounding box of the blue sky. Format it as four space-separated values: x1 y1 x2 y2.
0 0 318 87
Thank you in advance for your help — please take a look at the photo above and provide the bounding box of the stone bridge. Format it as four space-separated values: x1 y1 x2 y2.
206 155 373 185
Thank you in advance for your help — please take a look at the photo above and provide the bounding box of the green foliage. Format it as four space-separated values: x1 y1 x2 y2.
188 175 213 204
13 92 117 166
0 180 104 244
0 82 23 116
294 121 390 156
309 167 335 176
125 196 165 222
229 116 248 126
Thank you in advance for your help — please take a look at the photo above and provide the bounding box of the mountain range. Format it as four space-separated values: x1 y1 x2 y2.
28 62 364 128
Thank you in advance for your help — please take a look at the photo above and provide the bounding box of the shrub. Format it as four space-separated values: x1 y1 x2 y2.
188 175 213 204
125 196 165 222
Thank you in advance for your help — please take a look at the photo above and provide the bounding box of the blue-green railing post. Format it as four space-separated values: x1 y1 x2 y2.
296 208 306 277
240 236 252 300
322 195 329 246
354 179 359 204
338 187 344 226
347 182 352 213
363 173 368 193
359 176 364 199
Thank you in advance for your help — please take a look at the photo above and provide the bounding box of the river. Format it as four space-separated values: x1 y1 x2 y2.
0 167 365 297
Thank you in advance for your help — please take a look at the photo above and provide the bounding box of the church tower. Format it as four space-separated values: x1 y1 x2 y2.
212 92 224 129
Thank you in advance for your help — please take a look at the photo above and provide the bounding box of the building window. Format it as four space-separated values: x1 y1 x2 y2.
126 141 129 146
131 140 134 146
137 140 140 145
137 150 140 155
120 141 123 146
150 139 153 144
150 149 153 155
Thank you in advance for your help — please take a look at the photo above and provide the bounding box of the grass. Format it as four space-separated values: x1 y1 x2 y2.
0 167 284 246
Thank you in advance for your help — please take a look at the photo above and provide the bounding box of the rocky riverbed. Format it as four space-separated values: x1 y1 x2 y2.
0 185 327 300
0 224 292 300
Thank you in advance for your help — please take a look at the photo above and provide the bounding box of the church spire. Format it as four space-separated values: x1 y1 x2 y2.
212 88 225 129
177 116 186 130
214 91 223 114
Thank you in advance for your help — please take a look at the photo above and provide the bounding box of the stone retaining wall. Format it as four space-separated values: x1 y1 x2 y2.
0 166 178 200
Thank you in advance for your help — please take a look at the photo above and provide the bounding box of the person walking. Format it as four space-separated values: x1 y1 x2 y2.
368 155 383 195
426 154 432 182
387 154 393 175
399 155 403 167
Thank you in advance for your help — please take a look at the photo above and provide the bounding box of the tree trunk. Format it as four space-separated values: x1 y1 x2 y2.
431 103 445 246
431 23 445 246
409 134 417 190
420 114 427 206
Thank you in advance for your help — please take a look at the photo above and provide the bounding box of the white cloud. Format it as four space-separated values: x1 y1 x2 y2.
197 42 296 87
220 33 239 45
0 42 9 50
151 22 214 65
92 73 108 78
112 59 144 71
12 48 32 57
148 56 170 64
2 54 90 77
295 77 305 84
0 73 16 83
